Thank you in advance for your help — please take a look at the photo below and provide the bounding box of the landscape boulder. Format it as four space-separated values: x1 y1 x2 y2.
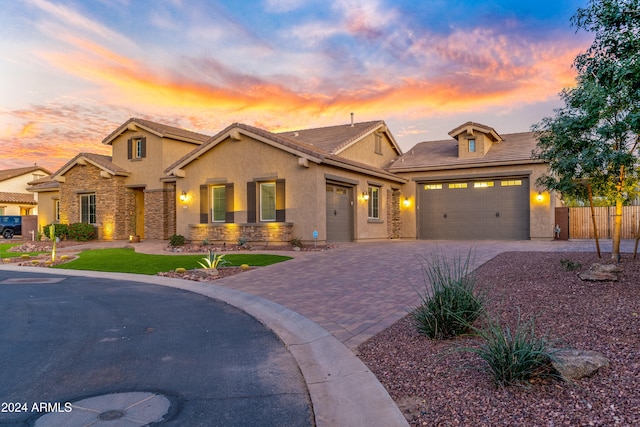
552 348 610 380
577 263 621 282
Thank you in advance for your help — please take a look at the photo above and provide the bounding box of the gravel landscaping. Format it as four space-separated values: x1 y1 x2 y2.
358 251 640 426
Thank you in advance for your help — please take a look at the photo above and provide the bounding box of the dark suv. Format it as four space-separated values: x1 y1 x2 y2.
0 216 22 239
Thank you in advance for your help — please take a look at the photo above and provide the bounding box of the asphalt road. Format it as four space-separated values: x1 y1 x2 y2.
0 270 313 427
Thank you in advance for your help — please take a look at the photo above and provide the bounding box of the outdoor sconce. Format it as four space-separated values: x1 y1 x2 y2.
179 191 188 202
362 192 369 201
403 197 410 207
536 191 543 202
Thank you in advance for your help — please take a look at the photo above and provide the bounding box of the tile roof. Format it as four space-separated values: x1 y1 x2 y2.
0 192 37 204
0 165 51 182
54 153 130 178
276 121 388 154
26 176 59 192
102 117 211 145
389 131 541 172
165 122 406 183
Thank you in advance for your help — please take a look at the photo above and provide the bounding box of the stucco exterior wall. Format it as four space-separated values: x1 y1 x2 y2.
110 131 199 190
34 190 58 232
175 134 403 243
395 163 555 240
337 132 399 168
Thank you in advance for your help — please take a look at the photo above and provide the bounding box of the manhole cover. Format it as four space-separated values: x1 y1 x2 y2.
34 392 172 426
98 409 126 420
0 277 66 284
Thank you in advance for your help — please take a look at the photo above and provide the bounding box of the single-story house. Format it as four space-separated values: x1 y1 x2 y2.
31 118 556 243
0 165 50 216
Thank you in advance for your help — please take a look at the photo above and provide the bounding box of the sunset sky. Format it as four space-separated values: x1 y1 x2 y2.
0 0 592 172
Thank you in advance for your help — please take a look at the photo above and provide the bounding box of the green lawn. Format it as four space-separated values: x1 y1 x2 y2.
0 243 43 258
53 248 291 275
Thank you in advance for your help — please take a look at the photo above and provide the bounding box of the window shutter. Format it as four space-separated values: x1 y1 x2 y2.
275 179 285 222
225 183 234 223
199 185 209 223
246 182 256 223
140 137 147 158
127 138 132 159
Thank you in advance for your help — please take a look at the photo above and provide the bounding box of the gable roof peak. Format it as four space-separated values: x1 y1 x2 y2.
102 117 210 145
448 121 502 142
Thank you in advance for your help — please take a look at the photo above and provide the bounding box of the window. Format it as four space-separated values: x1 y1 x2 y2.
127 137 146 160
473 181 494 188
501 179 523 186
374 133 382 154
247 180 284 223
54 200 60 222
424 184 442 190
0 207 4 215
468 139 476 153
211 186 226 222
368 186 380 219
260 182 276 222
80 193 96 224
448 183 468 189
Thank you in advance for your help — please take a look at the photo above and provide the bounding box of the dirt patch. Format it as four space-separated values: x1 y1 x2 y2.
358 252 640 426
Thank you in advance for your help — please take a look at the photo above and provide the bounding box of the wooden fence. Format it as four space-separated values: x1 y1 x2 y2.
567 206 640 239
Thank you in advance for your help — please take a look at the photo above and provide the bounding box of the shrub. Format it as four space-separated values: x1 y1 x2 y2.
460 311 557 387
560 258 582 271
67 223 96 241
175 267 186 274
43 223 69 240
238 236 248 247
411 250 485 339
289 237 303 248
169 234 185 247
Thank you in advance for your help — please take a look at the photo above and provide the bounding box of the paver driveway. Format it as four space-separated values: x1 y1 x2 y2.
210 239 633 350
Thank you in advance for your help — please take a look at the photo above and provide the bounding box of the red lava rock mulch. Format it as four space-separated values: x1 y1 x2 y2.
357 251 640 426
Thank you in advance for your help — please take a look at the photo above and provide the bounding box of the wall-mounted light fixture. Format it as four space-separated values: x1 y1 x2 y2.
362 192 369 201
179 191 188 202
403 197 410 207
536 191 543 202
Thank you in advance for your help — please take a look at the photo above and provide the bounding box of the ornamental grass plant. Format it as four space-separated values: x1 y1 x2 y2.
411 250 486 339
462 310 558 387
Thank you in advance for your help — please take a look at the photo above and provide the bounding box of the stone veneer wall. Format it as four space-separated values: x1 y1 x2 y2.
189 223 293 244
387 189 401 239
164 184 176 239
144 189 164 240
141 186 176 240
58 164 128 240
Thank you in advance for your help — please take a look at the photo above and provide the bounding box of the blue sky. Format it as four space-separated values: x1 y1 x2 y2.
0 0 591 171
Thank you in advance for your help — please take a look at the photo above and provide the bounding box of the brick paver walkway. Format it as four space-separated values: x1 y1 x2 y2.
212 239 635 350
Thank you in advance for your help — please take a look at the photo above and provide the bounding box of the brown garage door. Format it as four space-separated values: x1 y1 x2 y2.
418 178 530 240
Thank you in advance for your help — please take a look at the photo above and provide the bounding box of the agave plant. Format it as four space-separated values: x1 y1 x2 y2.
198 250 229 270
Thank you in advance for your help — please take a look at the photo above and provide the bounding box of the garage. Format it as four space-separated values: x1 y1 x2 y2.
418 177 530 240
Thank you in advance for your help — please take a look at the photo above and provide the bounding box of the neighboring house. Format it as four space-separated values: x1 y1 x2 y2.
0 165 50 216
32 118 557 242
390 122 555 240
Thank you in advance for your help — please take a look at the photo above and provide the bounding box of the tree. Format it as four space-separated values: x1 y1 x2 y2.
533 0 640 260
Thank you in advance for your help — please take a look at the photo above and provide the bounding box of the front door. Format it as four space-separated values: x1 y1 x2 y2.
326 184 353 242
